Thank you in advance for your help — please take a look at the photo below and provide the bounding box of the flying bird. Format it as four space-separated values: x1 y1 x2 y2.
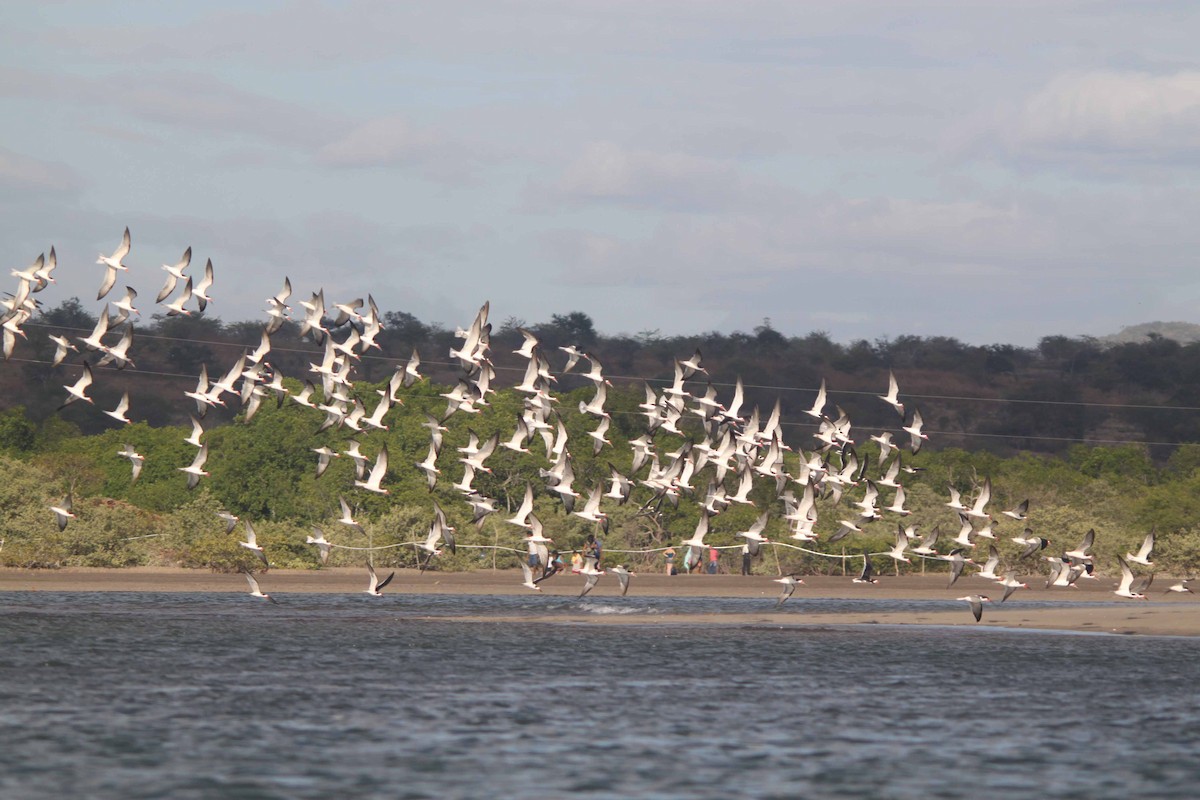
117 444 145 483
96 227 131 300
306 526 332 566
957 595 991 622
59 362 95 409
878 370 904 417
1125 530 1155 567
998 575 1029 603
579 564 603 598
103 392 132 425
1114 557 1152 599
519 560 543 592
50 494 75 531
364 562 395 596
609 564 634 596
216 510 240 534
355 446 390 494
49 334 77 367
157 247 192 303
853 557 879 585
1001 499 1029 521
239 520 269 568
336 496 362 532
193 259 215 312
902 409 928 454
179 444 210 489
242 570 278 603
774 574 805 607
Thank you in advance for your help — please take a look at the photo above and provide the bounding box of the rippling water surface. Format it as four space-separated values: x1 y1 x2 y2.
2 592 1198 799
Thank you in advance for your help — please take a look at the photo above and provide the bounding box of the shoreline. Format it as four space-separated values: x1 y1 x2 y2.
3 567 1197 636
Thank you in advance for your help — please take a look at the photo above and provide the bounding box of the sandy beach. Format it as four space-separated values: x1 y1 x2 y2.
3 566 1197 636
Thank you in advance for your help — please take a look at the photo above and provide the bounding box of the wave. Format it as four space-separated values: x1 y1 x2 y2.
578 603 661 615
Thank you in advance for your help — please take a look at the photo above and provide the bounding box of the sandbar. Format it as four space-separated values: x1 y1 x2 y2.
2 567 1196 636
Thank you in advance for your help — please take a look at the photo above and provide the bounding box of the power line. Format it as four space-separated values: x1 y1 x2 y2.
17 320 1200 413
10 320 1200 448
7 354 1200 449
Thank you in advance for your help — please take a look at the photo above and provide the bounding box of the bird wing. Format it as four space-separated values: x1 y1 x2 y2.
947 557 965 588
115 227 131 260
244 571 262 594
97 266 117 300
614 570 630 596
1136 531 1155 560
1078 528 1095 553
190 444 209 469
1116 557 1134 593
368 446 388 485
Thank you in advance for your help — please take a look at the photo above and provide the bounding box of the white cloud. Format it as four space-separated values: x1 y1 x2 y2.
1014 70 1200 154
318 117 437 166
530 140 774 212
0 66 339 149
0 147 82 195
315 115 485 182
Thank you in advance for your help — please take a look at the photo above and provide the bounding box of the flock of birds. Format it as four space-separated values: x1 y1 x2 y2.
4 228 1194 620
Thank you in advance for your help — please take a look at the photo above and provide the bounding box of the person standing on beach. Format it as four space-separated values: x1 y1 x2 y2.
664 546 676 575
741 542 752 576
525 531 543 573
583 534 601 572
541 550 564 580
708 546 719 574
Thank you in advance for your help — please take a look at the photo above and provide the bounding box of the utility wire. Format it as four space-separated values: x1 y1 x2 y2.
18 320 1200 412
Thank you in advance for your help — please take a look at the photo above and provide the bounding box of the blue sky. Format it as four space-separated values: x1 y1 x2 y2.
3 1 1200 345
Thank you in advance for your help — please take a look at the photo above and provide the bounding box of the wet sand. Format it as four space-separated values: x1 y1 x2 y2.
2 567 1197 636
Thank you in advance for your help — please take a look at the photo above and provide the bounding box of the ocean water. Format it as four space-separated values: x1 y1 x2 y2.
2 592 1198 799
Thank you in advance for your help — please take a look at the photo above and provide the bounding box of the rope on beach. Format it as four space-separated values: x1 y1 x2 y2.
321 541 527 554
314 540 956 568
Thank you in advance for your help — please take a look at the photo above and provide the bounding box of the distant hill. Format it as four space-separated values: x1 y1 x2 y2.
1099 321 1200 346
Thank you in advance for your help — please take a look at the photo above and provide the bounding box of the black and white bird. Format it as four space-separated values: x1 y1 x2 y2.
579 563 604 598
853 557 879 584
306 526 331 566
216 510 240 534
50 493 75 531
117 444 145 483
1125 530 1155 567
157 247 191 303
242 570 278 603
1114 557 1152 599
942 548 973 588
59 362 95 409
354 446 389 494
103 392 132 425
519 560 543 592
239 520 269 568
774 574 805 607
96 227 131 300
878 370 904 418
609 564 634 596
364 562 395 596
179 444 210 489
902 409 928 454
1001 499 1029 521
957 594 991 622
